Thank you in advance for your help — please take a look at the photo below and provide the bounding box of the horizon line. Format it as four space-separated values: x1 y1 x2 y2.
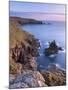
10 11 65 15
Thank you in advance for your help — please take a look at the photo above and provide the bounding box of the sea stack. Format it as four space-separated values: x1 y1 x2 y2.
44 40 63 56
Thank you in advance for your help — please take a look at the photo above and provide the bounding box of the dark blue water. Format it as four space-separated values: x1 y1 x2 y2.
21 21 66 70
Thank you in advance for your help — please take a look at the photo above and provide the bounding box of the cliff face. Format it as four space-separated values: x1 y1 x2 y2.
9 17 47 88
9 17 40 75
10 16 43 25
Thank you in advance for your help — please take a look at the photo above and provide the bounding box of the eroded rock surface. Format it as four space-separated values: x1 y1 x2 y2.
9 70 47 89
40 64 66 86
44 40 63 56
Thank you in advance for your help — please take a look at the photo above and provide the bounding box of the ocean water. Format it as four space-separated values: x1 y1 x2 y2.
21 21 66 70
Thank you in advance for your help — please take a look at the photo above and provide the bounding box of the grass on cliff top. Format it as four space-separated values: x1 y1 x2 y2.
9 18 34 74
9 18 33 48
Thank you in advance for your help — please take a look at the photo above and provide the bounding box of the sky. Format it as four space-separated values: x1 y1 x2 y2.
9 1 66 21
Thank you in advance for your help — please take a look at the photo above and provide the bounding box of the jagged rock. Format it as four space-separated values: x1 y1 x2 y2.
10 16 43 25
40 64 66 86
9 17 40 75
23 57 37 70
9 70 47 89
44 40 62 56
10 39 39 74
9 74 16 84
9 59 24 75
9 82 29 89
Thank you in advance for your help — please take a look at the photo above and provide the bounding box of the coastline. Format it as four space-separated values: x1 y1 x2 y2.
9 16 66 89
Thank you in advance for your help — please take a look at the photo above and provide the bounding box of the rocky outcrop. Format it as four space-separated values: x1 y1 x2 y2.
44 40 63 56
9 17 44 88
10 17 43 25
40 64 66 86
9 17 40 75
10 39 39 74
9 70 47 89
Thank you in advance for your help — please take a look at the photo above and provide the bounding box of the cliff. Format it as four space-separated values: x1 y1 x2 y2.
10 16 43 25
9 17 41 74
9 17 47 88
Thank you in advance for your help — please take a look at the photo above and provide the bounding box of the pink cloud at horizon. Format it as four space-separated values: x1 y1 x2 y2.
37 14 65 21
22 13 65 21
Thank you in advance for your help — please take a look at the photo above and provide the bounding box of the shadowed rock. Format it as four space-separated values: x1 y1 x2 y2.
10 35 40 74
44 40 63 56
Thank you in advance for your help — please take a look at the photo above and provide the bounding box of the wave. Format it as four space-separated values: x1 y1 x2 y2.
39 39 42 47
48 50 65 58
49 54 57 58
44 42 49 46
47 63 65 71
39 53 43 56
58 48 65 54
39 65 45 68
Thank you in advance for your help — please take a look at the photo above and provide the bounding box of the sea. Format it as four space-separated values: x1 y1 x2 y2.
21 21 66 70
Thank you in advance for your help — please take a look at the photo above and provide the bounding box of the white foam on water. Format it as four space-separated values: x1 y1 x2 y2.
49 49 65 58
44 42 49 46
56 42 59 46
55 63 60 68
58 48 65 54
40 43 42 46
47 63 65 71
39 65 45 68
39 39 41 42
38 39 42 47
38 47 41 49
47 63 60 70
40 53 43 56
49 54 56 58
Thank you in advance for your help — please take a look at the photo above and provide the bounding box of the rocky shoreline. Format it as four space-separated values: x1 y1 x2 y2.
9 17 66 89
9 64 66 89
